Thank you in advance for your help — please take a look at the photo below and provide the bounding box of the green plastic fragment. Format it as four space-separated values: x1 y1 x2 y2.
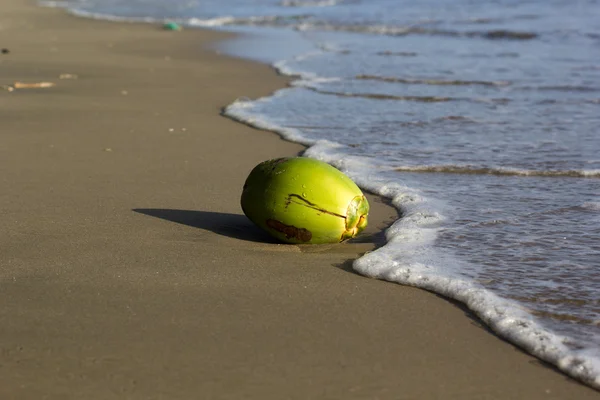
163 22 182 31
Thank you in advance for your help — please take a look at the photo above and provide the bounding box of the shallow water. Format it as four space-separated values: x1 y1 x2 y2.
44 0 600 388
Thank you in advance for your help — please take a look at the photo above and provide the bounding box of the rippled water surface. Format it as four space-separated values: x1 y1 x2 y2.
46 0 600 388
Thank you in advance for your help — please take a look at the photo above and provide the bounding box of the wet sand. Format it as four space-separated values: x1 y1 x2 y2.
1 0 598 398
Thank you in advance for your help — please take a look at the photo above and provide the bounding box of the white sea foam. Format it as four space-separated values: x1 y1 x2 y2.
188 16 238 27
274 56 321 80
189 15 296 27
274 54 342 86
294 21 414 36
226 93 314 146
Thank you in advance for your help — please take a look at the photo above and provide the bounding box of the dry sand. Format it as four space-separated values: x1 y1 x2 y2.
1 0 598 398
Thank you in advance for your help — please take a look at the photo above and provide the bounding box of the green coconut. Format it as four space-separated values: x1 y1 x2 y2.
241 157 369 244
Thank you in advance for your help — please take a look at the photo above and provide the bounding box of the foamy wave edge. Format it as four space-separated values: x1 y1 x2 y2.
225 95 600 390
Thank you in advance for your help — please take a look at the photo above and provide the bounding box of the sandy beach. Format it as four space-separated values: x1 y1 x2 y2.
1 0 598 398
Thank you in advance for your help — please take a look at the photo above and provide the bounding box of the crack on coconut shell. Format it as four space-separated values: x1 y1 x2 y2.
285 194 346 219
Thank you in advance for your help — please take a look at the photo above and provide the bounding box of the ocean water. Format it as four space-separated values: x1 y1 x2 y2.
43 0 600 389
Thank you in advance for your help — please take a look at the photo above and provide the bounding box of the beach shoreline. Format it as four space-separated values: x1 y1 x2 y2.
1 0 598 398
